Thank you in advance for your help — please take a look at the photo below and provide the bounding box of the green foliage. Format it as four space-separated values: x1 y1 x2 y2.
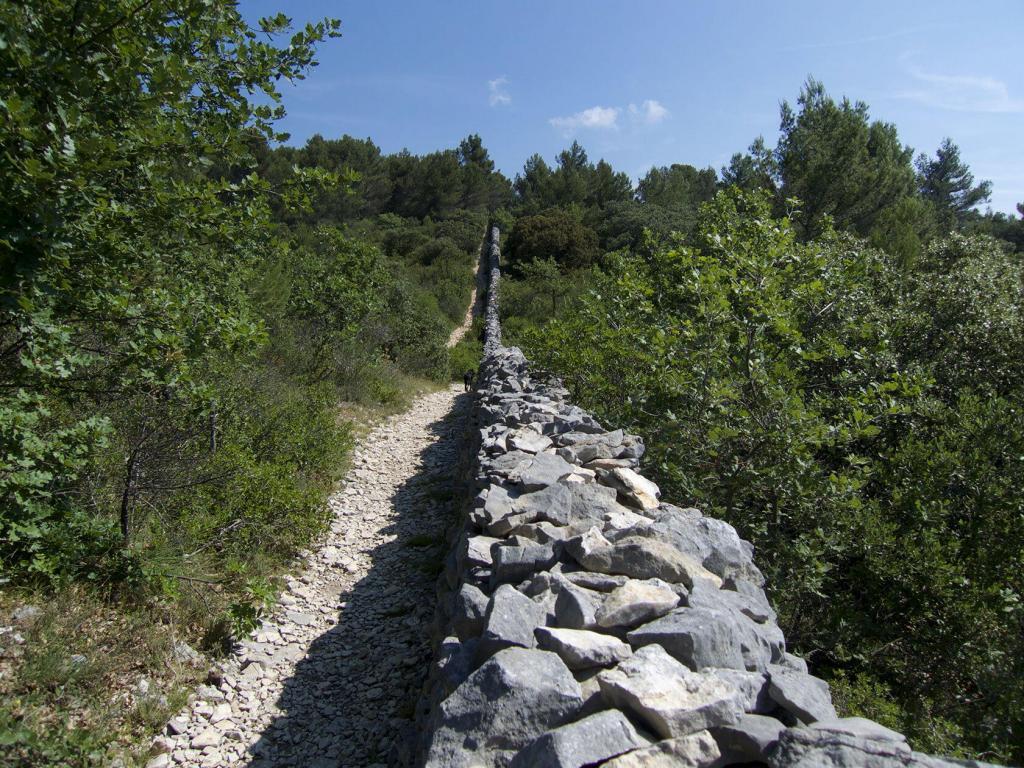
227 579 277 640
261 133 511 225
721 136 778 192
448 319 484 381
777 78 916 238
890 233 1024 396
525 188 1024 762
513 142 632 215
499 263 594 347
0 0 342 585
596 201 695 252
506 208 600 272
0 589 199 767
637 164 718 210
868 195 937 271
963 203 1024 254
917 138 993 232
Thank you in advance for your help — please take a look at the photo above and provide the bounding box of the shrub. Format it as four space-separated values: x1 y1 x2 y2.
506 208 600 272
525 188 1024 762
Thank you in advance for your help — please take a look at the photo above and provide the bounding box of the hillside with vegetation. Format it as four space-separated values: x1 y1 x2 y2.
1 2 1022 766
0 4 505 764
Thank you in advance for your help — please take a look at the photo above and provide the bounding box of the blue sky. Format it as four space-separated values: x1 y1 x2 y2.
240 1 1023 214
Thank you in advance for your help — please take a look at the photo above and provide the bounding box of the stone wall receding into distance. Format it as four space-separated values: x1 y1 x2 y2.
408 226 997 768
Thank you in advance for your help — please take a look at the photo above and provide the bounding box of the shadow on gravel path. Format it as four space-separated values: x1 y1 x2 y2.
242 388 473 768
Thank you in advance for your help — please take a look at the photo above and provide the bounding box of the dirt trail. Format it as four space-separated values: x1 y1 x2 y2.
446 246 485 349
157 241 486 768
160 384 472 768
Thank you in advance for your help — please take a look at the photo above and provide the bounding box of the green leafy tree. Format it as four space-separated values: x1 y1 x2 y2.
776 78 916 238
868 195 937 271
721 136 778 192
637 163 718 209
0 1 339 577
587 159 634 208
506 208 600 272
962 203 1024 253
458 133 512 210
596 200 694 251
513 153 556 214
916 138 993 231
524 188 1024 761
513 142 631 214
518 257 570 315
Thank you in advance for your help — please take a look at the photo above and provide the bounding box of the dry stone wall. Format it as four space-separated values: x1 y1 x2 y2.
409 227 996 768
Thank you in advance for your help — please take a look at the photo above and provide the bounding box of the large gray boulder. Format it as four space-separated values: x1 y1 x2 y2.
553 429 620 448
452 583 489 641
490 543 559 586
433 636 479 698
556 438 619 465
423 648 584 768
488 510 538 537
808 717 907 744
487 451 534 478
628 605 780 672
552 578 603 630
564 527 615 571
478 584 548 660
601 731 721 767
507 429 553 454
602 507 653 532
628 607 748 671
706 667 773 713
623 506 765 586
767 664 838 724
566 530 719 588
605 537 719 587
687 578 776 624
602 467 661 510
534 626 632 670
721 576 777 623
459 534 500 570
514 482 573 526
596 578 680 629
597 644 744 739
509 453 576 491
508 521 583 545
562 571 629 592
509 709 650 768
712 712 788 762
766 726 999 767
481 485 520 531
567 482 633 523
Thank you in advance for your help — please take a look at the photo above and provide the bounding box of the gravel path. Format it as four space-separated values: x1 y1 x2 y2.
159 385 472 768
446 245 484 349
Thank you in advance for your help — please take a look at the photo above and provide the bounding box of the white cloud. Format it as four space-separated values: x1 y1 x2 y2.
488 76 511 107
628 99 670 124
549 105 621 135
898 62 1024 114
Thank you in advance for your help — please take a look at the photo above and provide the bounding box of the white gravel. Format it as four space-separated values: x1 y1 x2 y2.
159 384 472 768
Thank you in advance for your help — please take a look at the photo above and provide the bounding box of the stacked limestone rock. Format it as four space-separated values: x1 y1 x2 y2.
410 228 994 768
482 226 502 355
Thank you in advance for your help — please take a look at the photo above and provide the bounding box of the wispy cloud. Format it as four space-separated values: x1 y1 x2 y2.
488 76 511 107
898 59 1024 113
629 99 669 125
549 105 621 135
776 27 935 53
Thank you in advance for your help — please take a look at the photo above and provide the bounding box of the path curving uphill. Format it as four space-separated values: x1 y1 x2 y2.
160 384 472 768
156 231 488 768
446 239 486 349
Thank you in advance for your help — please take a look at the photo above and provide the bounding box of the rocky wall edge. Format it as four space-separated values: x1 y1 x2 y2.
406 227 997 768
